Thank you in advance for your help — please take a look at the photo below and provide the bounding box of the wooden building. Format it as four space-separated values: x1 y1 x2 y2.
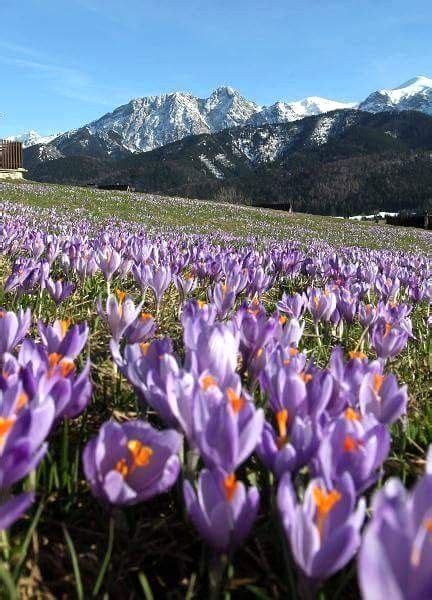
0 140 26 180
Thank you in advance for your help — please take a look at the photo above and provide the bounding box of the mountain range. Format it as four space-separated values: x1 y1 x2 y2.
12 75 432 216
13 76 432 155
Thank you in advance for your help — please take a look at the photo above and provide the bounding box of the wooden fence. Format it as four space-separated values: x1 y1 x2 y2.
0 140 23 170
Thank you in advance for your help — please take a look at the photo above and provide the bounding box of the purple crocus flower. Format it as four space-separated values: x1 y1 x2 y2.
38 319 88 360
0 383 55 529
359 371 408 424
0 308 31 355
45 278 75 304
257 415 318 478
97 291 143 342
308 288 337 323
358 447 432 599
147 265 172 306
184 321 239 388
316 415 390 494
96 248 122 281
173 273 197 300
209 282 236 319
183 468 259 553
193 382 264 473
277 292 307 319
83 420 182 506
278 472 365 582
369 317 409 359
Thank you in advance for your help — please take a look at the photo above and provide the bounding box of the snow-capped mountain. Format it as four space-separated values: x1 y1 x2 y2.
21 76 432 167
359 76 432 114
86 86 355 153
250 97 357 126
6 130 59 148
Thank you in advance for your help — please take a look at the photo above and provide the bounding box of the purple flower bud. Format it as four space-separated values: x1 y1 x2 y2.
183 468 259 553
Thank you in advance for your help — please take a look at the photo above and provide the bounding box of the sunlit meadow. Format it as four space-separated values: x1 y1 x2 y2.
0 180 431 598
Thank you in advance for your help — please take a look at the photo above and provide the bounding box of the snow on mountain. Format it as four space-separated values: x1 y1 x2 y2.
87 87 261 152
22 76 432 166
6 130 60 148
84 87 354 153
359 76 432 114
250 97 356 126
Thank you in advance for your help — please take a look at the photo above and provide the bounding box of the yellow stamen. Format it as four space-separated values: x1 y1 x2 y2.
348 350 367 360
197 300 207 309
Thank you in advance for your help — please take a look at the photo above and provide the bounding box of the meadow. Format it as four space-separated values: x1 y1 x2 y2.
0 180 431 599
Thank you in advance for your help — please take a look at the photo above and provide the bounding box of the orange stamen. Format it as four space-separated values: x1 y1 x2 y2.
140 312 153 321
345 408 361 421
59 319 71 337
279 315 287 325
313 486 342 538
197 300 207 309
373 373 385 394
276 409 288 449
299 372 313 383
48 352 62 368
59 359 75 377
343 435 360 453
384 322 392 337
127 440 153 467
0 417 15 438
348 350 367 360
16 392 28 411
116 289 126 304
115 458 129 477
140 342 150 356
201 374 218 391
227 388 245 413
222 473 237 502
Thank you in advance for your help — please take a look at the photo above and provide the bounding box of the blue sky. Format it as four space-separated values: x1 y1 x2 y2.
1 0 431 136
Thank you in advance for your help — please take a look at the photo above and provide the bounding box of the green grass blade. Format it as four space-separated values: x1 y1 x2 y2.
62 524 84 600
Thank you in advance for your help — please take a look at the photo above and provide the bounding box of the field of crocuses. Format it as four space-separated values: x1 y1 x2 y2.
0 181 431 598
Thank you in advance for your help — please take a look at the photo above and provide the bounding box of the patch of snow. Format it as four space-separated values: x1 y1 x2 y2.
199 154 225 179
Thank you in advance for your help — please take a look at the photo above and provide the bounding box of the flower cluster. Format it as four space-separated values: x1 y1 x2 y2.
0 310 91 528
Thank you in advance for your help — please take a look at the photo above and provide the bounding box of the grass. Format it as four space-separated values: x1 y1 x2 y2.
0 180 431 598
1 179 431 252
